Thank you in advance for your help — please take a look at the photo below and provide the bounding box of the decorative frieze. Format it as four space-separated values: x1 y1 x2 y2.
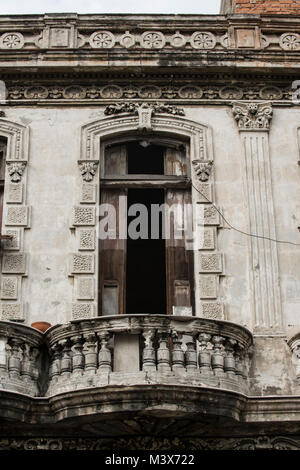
2 253 26 275
70 254 95 275
0 302 24 321
4 80 295 103
198 227 216 251
5 206 30 227
72 206 96 226
6 183 23 204
78 229 96 251
1 276 18 300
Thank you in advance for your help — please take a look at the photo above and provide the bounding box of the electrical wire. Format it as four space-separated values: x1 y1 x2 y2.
191 182 300 247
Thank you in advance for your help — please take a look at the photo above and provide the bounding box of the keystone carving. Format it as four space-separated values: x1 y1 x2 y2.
232 102 273 130
6 162 26 182
78 161 99 182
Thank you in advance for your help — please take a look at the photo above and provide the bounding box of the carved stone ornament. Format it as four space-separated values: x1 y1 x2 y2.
0 32 24 49
192 160 213 182
279 33 300 51
232 102 273 130
89 31 115 49
78 161 99 182
190 32 216 50
6 162 26 182
140 31 165 49
104 102 185 117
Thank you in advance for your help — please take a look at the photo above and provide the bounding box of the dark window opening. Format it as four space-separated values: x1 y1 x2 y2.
126 188 166 314
127 142 165 175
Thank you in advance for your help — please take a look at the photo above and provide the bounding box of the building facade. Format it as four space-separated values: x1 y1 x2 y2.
0 2 300 450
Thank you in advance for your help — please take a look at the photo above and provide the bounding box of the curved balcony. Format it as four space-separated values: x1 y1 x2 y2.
45 315 253 397
0 322 43 397
0 316 253 402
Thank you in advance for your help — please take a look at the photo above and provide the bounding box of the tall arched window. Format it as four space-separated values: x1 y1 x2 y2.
99 136 195 316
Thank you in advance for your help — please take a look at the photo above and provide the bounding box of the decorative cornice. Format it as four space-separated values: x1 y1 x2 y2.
232 102 273 131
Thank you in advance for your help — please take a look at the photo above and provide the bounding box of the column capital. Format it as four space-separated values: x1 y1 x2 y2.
232 102 273 132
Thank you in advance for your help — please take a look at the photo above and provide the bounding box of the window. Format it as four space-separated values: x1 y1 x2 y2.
99 137 195 316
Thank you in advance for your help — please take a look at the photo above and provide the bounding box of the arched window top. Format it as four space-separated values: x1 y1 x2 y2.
101 136 190 180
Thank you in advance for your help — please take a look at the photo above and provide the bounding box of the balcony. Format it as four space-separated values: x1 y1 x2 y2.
0 315 253 399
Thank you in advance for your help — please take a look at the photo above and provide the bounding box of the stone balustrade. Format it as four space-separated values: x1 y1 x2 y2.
0 322 44 396
0 316 253 397
45 315 253 396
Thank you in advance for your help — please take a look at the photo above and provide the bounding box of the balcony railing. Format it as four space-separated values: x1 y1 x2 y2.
0 316 253 398
46 315 253 396
0 322 43 396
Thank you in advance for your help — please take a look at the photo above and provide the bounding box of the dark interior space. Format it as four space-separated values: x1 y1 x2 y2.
126 188 166 314
127 141 165 175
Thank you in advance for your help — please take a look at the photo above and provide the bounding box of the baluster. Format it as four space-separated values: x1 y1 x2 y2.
211 336 225 376
49 344 62 383
224 338 237 378
8 338 22 379
21 343 32 381
59 339 72 378
157 332 171 373
171 332 185 371
142 329 156 373
83 334 98 373
198 333 212 375
235 344 246 381
0 336 8 377
29 347 39 383
98 332 112 373
185 340 197 371
71 335 84 374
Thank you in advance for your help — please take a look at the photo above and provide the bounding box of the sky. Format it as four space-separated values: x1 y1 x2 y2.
0 0 221 15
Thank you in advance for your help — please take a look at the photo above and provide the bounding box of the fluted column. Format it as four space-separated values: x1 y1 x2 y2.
232 102 282 332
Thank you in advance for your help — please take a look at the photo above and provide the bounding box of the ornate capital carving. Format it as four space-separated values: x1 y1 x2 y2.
78 161 99 182
232 102 273 131
6 162 26 182
192 160 213 182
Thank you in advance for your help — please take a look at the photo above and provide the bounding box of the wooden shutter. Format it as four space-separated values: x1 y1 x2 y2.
99 145 127 315
165 146 194 315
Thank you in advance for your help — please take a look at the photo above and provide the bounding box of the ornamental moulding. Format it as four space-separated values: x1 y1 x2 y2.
4 82 291 103
232 102 273 131
104 102 185 117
